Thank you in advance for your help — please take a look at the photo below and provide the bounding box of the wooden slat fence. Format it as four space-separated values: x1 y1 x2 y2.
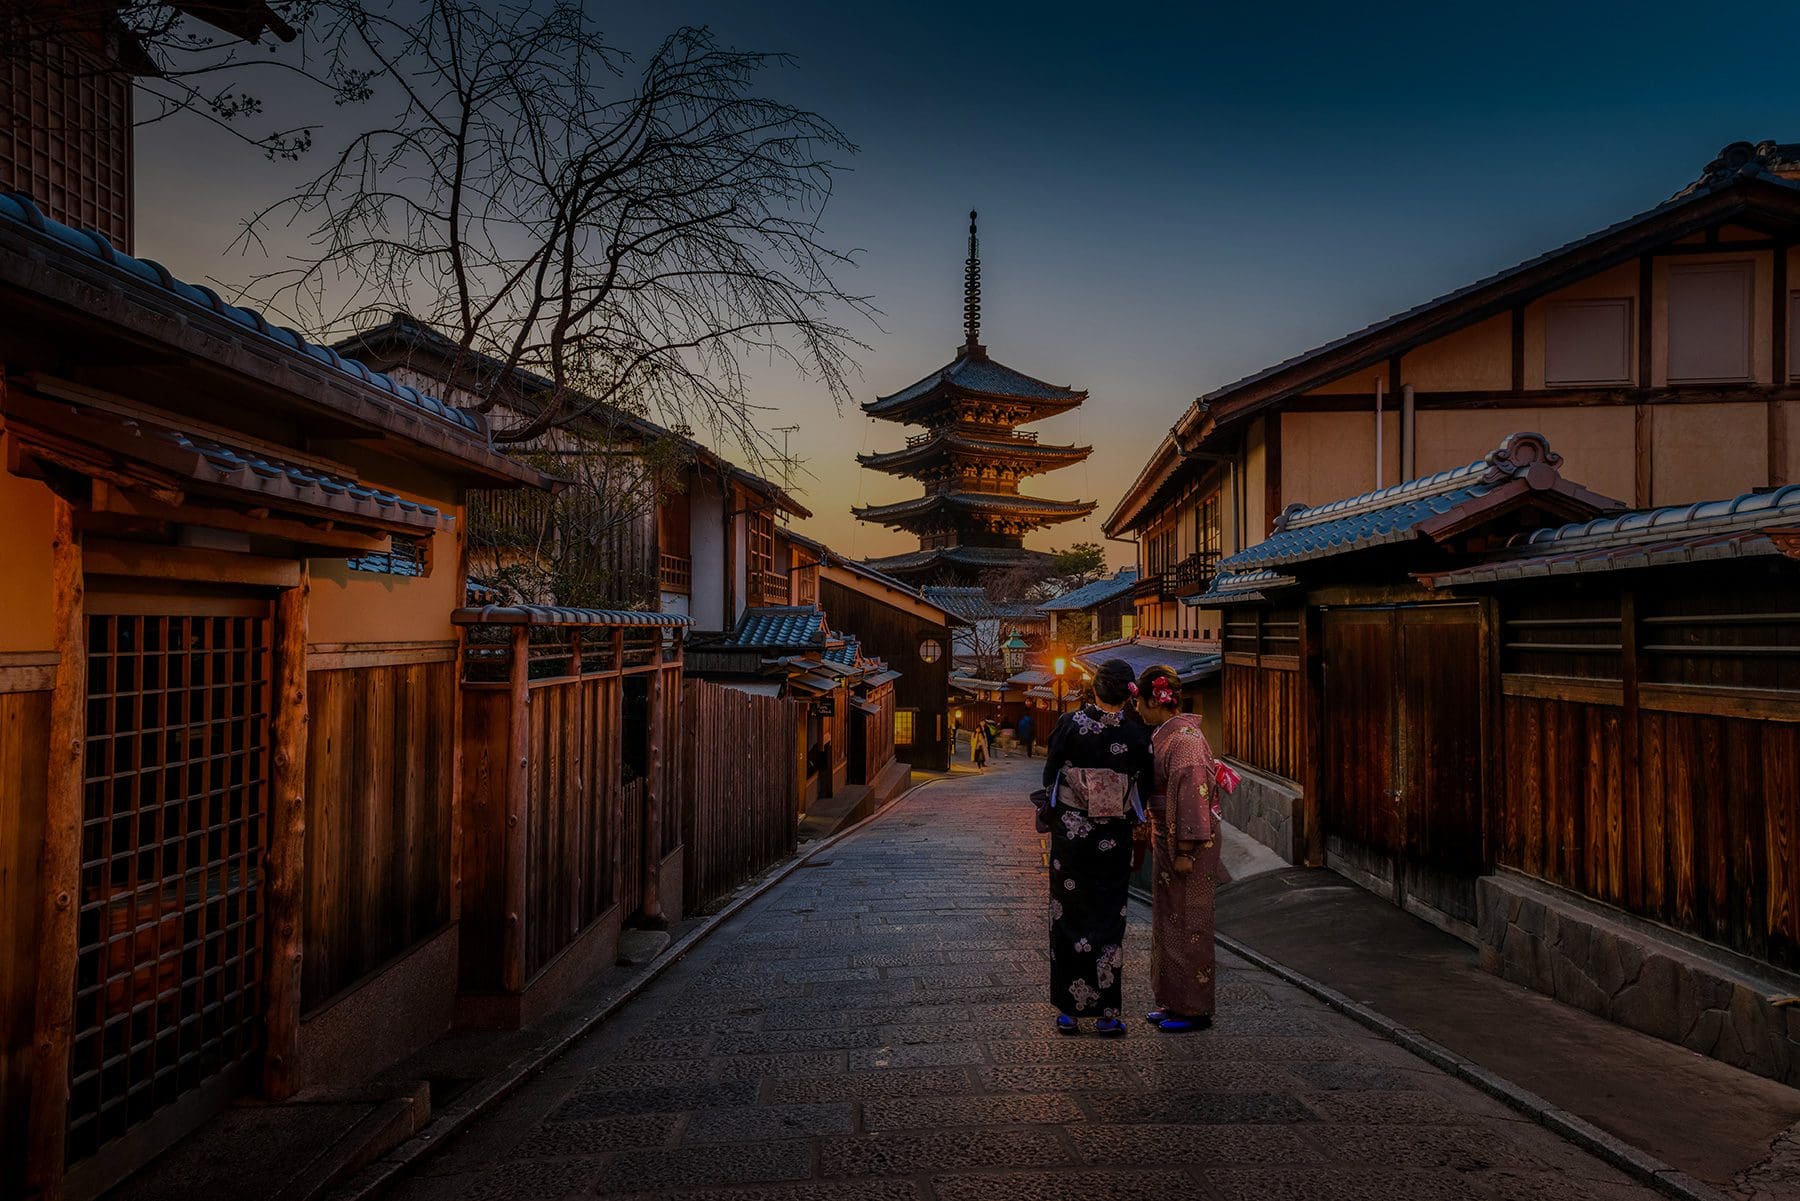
1222 661 1304 783
683 680 803 914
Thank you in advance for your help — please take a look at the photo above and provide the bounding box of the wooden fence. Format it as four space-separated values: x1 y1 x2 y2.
682 679 804 914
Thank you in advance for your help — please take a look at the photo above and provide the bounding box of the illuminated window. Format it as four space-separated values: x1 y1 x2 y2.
894 709 917 746
918 638 943 663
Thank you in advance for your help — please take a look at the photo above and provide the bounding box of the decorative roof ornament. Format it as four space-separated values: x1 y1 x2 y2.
962 209 983 353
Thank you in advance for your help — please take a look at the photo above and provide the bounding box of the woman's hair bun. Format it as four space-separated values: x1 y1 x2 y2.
1092 658 1136 705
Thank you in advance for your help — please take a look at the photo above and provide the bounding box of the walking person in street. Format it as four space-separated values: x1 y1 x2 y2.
1040 659 1153 1036
1016 711 1036 758
1134 664 1229 1032
972 722 988 770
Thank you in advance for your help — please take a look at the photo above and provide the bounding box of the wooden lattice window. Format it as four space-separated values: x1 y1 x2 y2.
1 38 134 251
1500 593 1623 681
71 601 271 1162
894 709 917 747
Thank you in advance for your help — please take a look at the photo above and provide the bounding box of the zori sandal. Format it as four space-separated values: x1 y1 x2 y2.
1055 1015 1081 1036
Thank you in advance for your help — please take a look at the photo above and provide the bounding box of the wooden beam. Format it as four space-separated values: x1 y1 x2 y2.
1634 404 1655 507
1263 412 1282 540
82 538 301 588
1510 306 1526 393
0 650 57 694
1638 255 1655 388
501 625 530 993
641 665 665 926
262 570 309 1101
25 500 83 1199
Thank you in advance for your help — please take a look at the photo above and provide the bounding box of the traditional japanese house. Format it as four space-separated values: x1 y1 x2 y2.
1199 432 1800 1085
784 532 955 773
854 214 1094 584
922 585 1047 677
336 314 810 621
1039 568 1139 646
0 192 548 1200
1108 139 1800 652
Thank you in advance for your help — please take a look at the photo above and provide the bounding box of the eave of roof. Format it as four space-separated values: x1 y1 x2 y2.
453 605 692 627
1039 570 1141 612
858 431 1092 475
0 197 541 487
863 347 1087 419
1178 168 1800 448
854 491 1097 525
864 545 1056 575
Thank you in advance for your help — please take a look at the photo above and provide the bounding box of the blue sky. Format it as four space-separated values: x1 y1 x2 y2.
138 1 1800 564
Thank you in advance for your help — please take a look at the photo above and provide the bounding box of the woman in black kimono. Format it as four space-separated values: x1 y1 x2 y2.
1041 658 1154 1036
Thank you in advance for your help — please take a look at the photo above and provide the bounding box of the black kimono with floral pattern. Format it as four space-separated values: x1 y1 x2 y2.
1041 704 1154 1019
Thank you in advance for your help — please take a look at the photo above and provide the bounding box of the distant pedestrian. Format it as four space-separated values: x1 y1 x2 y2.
972 725 989 770
1016 712 1036 758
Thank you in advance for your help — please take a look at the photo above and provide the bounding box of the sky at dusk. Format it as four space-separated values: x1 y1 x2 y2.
136 0 1800 568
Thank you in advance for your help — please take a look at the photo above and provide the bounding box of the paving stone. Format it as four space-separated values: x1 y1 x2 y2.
818 1129 1072 1177
592 1140 814 1194
682 1102 855 1142
978 1064 1140 1093
1296 1088 1482 1125
574 1058 718 1089
1201 1168 1500 1201
509 1114 680 1158
1083 1089 1317 1124
929 1168 1201 1201
549 1080 757 1121
1284 1060 1416 1091
457 1156 603 1199
1129 1060 1310 1092
714 1051 849 1080
764 1067 976 1103
879 1020 1027 1045
604 1183 924 1201
712 1028 885 1054
848 1042 989 1070
1069 1122 1330 1167
607 1036 718 1061
862 1092 1086 1131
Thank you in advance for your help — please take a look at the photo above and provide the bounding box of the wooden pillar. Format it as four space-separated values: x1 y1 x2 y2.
640 659 665 927
262 569 310 1100
608 629 625 910
501 626 530 993
25 500 83 1200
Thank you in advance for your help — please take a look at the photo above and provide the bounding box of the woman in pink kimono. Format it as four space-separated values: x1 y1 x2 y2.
1134 665 1222 1032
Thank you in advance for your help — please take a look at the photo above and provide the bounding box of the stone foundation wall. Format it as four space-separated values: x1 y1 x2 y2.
1477 873 1800 1087
1220 759 1299 864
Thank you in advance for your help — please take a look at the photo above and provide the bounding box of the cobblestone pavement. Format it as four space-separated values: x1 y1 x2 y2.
386 755 1662 1201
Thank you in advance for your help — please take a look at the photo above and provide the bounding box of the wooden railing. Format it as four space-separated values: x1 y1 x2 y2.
659 551 692 593
1169 551 1220 598
682 679 804 914
754 569 789 606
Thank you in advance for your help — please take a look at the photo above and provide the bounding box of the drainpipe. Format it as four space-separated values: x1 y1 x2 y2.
1400 383 1417 480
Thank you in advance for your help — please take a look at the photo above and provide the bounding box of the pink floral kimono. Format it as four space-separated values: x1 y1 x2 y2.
1148 714 1222 1019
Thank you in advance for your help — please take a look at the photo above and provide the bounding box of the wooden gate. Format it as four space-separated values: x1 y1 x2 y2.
71 591 272 1171
1321 604 1486 925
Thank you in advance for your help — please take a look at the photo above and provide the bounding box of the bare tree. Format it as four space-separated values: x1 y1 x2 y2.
240 0 871 459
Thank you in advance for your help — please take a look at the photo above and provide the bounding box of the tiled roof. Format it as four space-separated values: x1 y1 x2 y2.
854 491 1095 524
1072 638 1221 686
452 605 692 627
864 545 1055 576
1188 568 1298 606
1216 433 1612 574
1038 569 1140 612
823 634 860 667
0 194 480 434
865 348 1086 417
858 431 1091 474
920 586 1044 623
724 605 832 650
1424 483 1800 586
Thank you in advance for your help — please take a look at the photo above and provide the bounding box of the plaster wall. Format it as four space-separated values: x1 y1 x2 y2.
1281 410 1402 511
0 469 54 653
1650 251 1774 387
1399 314 1512 391
1650 402 1770 505
1413 407 1636 503
688 479 726 630
1243 419 1268 541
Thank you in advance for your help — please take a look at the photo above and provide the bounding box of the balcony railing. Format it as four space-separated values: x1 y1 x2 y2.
753 569 789 606
659 551 692 594
1132 572 1165 600
1169 551 1220 599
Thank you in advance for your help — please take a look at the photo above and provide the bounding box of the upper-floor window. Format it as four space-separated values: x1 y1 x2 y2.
1667 261 1753 383
1193 491 1221 558
1545 298 1633 386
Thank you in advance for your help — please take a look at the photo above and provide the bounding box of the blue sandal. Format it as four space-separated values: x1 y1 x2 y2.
1055 1015 1081 1036
1155 1014 1213 1033
1145 1009 1171 1025
1094 1018 1127 1038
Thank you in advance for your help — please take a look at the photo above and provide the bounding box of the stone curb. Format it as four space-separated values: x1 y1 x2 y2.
1209 926 1733 1201
323 773 936 1201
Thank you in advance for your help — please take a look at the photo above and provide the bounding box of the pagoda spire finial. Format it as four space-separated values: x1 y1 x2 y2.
961 209 983 354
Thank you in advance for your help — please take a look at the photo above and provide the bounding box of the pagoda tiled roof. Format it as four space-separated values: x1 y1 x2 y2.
853 491 1095 528
862 545 1055 577
857 429 1092 476
863 347 1086 420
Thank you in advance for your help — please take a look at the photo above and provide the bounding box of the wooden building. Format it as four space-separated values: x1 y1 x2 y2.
1038 569 1139 646
1201 432 1800 1084
337 313 810 621
1108 139 1800 648
784 533 956 772
0 191 546 1199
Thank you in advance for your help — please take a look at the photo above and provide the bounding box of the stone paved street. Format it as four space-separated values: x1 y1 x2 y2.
384 755 1663 1201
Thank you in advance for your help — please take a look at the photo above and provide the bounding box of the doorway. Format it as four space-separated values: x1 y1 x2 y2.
1320 604 1486 927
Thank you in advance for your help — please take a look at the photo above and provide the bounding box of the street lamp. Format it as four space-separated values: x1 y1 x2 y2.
1001 628 1028 677
1052 655 1068 712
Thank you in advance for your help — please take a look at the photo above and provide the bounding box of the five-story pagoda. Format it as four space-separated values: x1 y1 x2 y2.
854 213 1095 583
